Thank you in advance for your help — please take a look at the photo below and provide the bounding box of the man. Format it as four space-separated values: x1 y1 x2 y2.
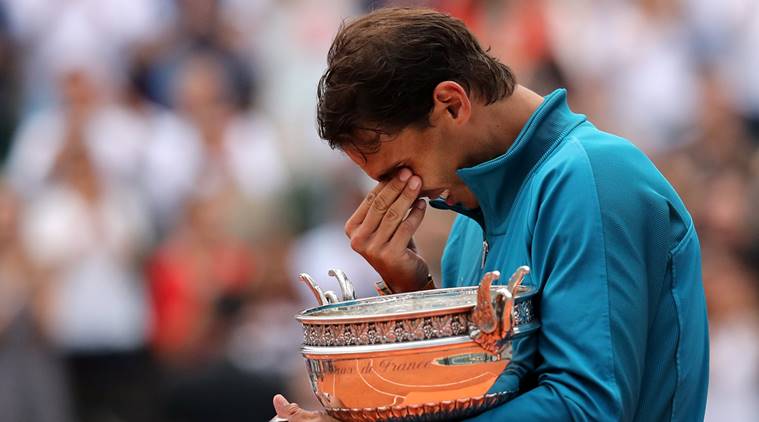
274 7 708 421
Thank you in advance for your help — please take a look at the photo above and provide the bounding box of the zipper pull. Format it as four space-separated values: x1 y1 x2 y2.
481 239 489 270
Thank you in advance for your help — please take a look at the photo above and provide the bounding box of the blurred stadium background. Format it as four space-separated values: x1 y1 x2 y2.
0 0 756 421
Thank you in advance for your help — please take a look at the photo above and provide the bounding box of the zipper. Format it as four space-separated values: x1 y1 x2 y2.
481 239 489 270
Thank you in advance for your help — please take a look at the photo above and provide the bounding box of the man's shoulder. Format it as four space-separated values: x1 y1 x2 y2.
532 122 693 248
533 122 671 198
537 123 646 177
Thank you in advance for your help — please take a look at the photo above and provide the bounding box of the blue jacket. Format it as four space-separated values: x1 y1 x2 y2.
431 89 709 421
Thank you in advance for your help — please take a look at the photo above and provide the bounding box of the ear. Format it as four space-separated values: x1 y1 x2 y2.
430 81 471 126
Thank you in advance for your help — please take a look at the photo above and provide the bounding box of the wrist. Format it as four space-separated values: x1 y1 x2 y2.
375 274 435 295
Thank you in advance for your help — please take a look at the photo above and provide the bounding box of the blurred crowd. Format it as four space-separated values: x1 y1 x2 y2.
0 0 757 421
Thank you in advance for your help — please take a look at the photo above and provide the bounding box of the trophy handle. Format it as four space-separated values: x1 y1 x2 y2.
299 269 357 306
470 266 530 354
299 273 329 306
507 266 530 294
471 271 501 335
324 290 340 304
328 269 357 301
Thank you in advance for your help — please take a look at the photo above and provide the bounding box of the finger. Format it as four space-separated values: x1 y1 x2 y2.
373 175 422 244
273 394 326 422
273 394 300 418
387 199 427 251
360 169 412 235
345 181 387 237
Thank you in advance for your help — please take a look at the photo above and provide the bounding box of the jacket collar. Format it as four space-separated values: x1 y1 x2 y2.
430 89 587 235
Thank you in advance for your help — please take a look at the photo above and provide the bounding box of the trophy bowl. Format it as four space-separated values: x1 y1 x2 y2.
295 267 540 422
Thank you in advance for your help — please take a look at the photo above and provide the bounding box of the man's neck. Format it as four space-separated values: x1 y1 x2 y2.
465 85 544 167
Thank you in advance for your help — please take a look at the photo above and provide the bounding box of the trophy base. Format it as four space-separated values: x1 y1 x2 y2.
325 391 516 422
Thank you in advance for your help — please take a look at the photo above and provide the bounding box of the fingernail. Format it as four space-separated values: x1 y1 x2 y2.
398 168 411 182
409 176 420 190
415 199 427 209
273 394 289 407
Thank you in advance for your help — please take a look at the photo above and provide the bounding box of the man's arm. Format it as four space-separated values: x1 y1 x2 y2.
468 145 655 420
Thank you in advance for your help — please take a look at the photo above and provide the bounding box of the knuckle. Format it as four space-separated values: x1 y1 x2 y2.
349 236 365 253
365 192 376 205
377 249 393 263
372 196 389 212
400 218 417 232
384 208 400 222
365 244 381 258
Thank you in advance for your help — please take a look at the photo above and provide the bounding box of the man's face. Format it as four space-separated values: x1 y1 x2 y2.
345 125 479 209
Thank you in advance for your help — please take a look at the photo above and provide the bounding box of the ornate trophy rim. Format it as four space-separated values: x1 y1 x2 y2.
299 295 538 350
297 269 538 352
301 335 474 357
296 284 535 324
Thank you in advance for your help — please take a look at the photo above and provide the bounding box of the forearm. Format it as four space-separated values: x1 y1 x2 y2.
465 385 569 421
465 380 617 422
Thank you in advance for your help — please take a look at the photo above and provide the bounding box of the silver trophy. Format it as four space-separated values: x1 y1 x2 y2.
284 266 539 421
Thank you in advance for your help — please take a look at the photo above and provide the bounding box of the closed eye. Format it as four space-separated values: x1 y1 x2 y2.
377 162 404 182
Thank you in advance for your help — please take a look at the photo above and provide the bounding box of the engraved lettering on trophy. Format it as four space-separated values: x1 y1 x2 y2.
311 360 356 376
377 359 432 373
331 366 354 375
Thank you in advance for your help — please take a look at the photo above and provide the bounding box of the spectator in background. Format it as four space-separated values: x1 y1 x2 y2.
5 54 149 199
0 183 72 422
546 0 699 154
701 246 759 422
19 138 154 422
135 0 254 110
237 0 359 175
0 5 20 162
2 0 163 114
148 188 290 422
748 154 759 271
683 0 759 133
142 51 288 233
148 189 255 365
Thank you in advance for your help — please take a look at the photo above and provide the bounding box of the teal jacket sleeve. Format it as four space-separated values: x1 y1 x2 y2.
466 139 658 421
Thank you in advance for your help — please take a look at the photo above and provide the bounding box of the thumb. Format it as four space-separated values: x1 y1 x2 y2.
273 394 301 418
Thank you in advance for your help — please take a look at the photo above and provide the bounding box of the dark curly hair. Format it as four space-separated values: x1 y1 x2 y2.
317 7 515 155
